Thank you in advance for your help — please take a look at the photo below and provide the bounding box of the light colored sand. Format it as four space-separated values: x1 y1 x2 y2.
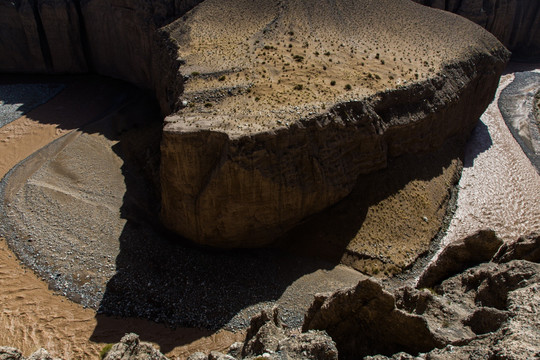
435 73 540 257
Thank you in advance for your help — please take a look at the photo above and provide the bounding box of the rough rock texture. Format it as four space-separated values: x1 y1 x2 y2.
416 229 503 288
103 333 168 360
239 308 338 360
0 348 60 360
413 0 540 59
0 1 509 248
493 231 540 263
303 234 540 359
160 0 509 247
302 279 443 358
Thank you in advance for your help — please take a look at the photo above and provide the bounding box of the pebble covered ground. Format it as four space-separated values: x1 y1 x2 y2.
0 84 63 128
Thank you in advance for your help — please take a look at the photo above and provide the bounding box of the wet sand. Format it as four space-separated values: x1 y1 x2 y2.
432 71 540 264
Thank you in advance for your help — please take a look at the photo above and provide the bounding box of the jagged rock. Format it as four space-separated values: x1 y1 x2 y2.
413 0 540 59
241 307 338 360
208 351 235 360
336 259 540 359
0 348 61 360
416 229 503 288
187 352 208 360
26 349 60 360
0 347 23 360
493 231 540 264
463 307 508 335
103 333 168 360
302 279 442 358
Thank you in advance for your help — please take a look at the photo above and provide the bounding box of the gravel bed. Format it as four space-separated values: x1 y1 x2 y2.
0 83 64 128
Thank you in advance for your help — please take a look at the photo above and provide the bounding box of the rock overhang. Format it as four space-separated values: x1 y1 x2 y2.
159 0 510 247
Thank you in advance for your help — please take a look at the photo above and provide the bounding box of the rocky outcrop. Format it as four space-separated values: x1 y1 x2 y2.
102 333 167 360
302 279 443 358
493 231 540 263
0 347 61 360
160 0 509 247
0 0 509 248
303 233 540 359
413 0 540 59
416 229 503 288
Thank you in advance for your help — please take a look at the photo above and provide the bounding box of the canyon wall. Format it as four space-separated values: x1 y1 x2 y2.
413 0 540 59
0 0 203 113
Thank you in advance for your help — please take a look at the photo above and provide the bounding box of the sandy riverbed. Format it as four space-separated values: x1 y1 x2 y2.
427 70 540 270
0 77 244 359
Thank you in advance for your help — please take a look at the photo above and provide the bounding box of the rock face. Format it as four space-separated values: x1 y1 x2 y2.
0 0 203 114
416 229 503 288
0 347 61 360
413 0 540 59
160 0 509 247
103 333 168 360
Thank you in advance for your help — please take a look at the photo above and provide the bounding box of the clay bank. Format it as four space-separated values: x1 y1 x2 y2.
0 0 509 247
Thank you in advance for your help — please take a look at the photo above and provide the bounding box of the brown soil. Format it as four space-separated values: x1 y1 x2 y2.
276 138 463 277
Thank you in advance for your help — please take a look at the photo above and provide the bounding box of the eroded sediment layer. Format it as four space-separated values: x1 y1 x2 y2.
413 0 540 59
160 0 509 247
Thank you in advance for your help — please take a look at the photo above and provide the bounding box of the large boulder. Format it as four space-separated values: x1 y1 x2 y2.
0 0 509 248
302 279 443 358
103 333 168 360
160 0 509 247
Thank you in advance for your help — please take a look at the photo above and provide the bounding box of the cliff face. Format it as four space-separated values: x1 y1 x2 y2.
0 0 203 113
160 0 509 247
413 0 540 59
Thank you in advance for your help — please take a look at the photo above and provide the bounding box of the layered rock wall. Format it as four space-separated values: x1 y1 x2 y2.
413 0 540 59
0 0 203 113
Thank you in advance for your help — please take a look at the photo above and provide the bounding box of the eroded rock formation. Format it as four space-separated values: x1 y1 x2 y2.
160 0 509 247
413 0 540 59
303 232 540 359
0 0 202 113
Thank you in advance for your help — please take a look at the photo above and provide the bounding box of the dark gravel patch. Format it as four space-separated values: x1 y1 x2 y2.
0 83 64 128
